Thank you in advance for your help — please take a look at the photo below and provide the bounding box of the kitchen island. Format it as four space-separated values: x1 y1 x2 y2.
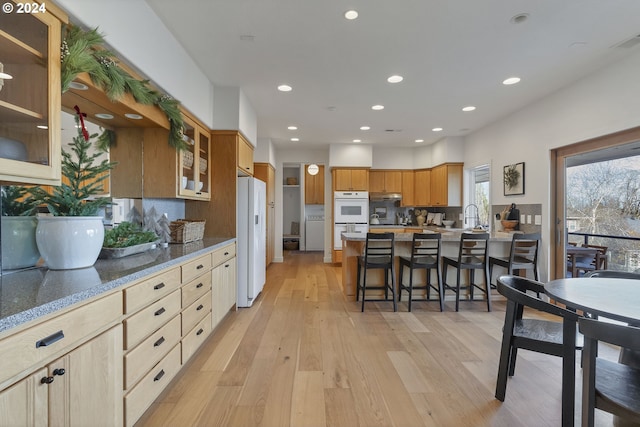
341 228 513 301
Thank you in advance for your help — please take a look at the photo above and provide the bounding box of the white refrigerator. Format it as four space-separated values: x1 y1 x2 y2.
237 176 267 307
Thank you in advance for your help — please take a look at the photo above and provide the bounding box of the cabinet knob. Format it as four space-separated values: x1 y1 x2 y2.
41 376 54 384
53 368 65 376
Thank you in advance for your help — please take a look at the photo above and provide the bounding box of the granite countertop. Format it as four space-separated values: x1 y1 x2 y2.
342 227 514 242
0 237 235 334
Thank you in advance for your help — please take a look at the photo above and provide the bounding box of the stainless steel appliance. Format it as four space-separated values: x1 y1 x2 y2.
334 191 369 250
305 215 324 251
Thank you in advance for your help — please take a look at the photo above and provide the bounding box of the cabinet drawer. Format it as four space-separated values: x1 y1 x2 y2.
0 292 121 386
181 254 212 283
181 270 211 307
124 314 181 390
212 243 236 267
124 267 181 315
181 291 211 336
124 290 181 350
124 343 181 427
182 312 212 363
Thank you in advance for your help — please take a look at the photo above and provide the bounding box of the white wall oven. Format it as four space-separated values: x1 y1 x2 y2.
334 191 369 249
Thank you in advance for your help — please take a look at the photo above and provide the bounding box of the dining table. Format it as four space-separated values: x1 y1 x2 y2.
565 245 600 277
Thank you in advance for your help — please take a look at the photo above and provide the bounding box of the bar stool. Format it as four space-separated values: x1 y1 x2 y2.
489 232 540 287
398 233 444 311
442 232 491 312
356 232 397 312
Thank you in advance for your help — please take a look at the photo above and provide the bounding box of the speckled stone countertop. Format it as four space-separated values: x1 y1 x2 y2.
342 227 515 242
0 237 235 334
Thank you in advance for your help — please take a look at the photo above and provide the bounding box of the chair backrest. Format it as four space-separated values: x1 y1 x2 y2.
496 275 580 322
579 317 640 351
584 244 608 269
410 232 441 263
458 232 489 263
509 232 540 265
364 232 394 261
584 269 640 279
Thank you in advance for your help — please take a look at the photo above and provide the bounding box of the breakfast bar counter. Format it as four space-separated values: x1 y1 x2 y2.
340 228 513 300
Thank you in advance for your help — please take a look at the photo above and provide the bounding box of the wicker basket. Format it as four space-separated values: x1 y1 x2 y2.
170 219 205 243
182 151 194 168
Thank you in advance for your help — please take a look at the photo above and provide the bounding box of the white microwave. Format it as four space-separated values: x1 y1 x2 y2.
334 191 369 224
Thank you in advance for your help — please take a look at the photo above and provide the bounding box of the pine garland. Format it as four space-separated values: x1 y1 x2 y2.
61 25 188 151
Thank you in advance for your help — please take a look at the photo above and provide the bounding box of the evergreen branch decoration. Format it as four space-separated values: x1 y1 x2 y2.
61 24 188 151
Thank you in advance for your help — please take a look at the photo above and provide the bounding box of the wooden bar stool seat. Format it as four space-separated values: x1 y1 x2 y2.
398 233 444 311
356 232 397 312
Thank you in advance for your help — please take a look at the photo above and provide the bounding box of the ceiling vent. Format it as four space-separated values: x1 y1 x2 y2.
614 34 640 49
385 129 402 132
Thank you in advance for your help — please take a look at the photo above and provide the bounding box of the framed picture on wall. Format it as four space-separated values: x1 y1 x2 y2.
503 162 525 196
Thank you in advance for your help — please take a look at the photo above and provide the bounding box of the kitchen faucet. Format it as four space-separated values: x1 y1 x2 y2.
464 204 480 228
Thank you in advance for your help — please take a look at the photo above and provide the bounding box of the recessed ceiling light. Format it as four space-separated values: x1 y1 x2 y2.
291 137 299 142
95 113 114 120
37 125 48 130
344 10 358 20
360 126 370 130
371 105 384 110
278 84 292 92
387 75 403 83
462 106 476 112
415 139 424 143
432 127 443 132
125 113 143 120
68 81 88 90
288 126 297 130
0 72 13 80
353 139 362 143
502 77 521 85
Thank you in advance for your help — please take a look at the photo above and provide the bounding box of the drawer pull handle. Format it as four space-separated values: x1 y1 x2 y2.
196 283 203 289
196 264 204 270
225 264 230 268
36 330 64 348
154 282 166 290
153 370 165 382
154 337 165 347
196 304 204 311
196 328 204 336
224 252 229 256
53 368 65 376
41 376 54 384
154 307 166 316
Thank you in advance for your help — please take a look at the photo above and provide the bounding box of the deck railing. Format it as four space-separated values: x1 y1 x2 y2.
568 231 640 272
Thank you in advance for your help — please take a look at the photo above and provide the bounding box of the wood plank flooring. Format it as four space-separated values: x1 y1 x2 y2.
136 251 617 427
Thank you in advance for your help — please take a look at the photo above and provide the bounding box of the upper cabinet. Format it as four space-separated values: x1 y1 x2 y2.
177 116 211 200
414 169 431 206
304 164 325 204
237 134 254 176
430 163 463 206
333 168 369 191
369 170 402 193
401 170 415 207
0 6 66 184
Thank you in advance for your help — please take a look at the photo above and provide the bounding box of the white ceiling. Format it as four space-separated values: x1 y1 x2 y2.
145 0 640 149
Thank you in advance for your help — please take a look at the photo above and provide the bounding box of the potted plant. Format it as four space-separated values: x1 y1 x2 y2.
1 185 41 269
30 108 117 269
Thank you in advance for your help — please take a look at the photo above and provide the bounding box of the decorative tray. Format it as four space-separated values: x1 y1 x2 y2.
98 240 159 259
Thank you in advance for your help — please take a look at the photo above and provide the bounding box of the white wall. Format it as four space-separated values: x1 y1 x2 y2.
329 144 373 167
255 138 276 166
463 49 640 281
56 0 213 128
371 148 414 169
212 86 258 146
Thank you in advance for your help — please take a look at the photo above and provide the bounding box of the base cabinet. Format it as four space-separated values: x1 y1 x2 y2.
212 250 237 330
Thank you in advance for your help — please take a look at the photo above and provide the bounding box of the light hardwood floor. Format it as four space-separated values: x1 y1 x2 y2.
136 251 616 427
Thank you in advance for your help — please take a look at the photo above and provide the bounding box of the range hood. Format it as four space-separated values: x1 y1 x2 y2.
369 192 402 202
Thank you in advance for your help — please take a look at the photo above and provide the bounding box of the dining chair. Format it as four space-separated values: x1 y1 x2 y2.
584 269 640 279
356 232 397 312
442 232 491 311
398 233 443 312
489 232 540 287
578 318 640 427
566 246 600 277
583 244 608 270
495 275 583 427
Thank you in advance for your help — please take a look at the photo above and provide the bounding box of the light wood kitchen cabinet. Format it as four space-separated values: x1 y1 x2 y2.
305 164 325 204
401 170 415 207
212 245 237 330
333 168 369 191
138 114 211 201
254 163 276 266
0 5 67 185
414 169 431 206
0 367 47 426
368 170 402 193
430 163 463 206
237 133 254 176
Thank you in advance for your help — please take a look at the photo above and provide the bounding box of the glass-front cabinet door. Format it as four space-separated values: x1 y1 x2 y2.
178 115 210 200
0 6 62 184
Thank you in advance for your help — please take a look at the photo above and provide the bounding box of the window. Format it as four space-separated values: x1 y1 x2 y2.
468 165 490 228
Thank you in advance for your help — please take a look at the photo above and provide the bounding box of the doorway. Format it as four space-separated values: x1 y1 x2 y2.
550 126 640 279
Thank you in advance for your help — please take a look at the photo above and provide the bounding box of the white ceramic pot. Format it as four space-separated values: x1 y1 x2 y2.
1 216 40 269
36 216 104 270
